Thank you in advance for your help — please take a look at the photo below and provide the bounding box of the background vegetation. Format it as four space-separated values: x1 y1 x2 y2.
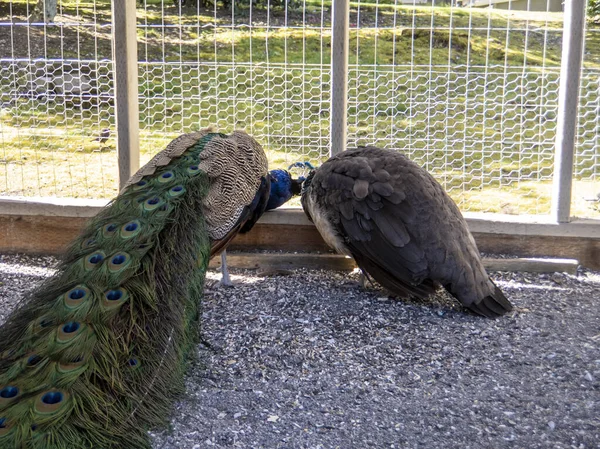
0 1 598 216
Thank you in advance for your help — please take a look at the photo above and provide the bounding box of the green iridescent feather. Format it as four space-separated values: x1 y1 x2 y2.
0 134 218 448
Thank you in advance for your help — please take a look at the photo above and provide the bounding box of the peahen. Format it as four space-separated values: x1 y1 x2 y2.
0 129 270 448
298 146 513 318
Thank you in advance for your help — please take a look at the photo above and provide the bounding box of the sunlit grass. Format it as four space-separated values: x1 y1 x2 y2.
1 1 599 217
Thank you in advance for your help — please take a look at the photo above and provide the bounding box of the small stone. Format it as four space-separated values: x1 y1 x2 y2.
234 412 242 419
548 421 556 431
584 372 594 382
377 297 388 302
551 274 563 284
267 415 280 422
217 412 226 419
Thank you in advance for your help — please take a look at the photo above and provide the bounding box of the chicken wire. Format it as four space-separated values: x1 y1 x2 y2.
0 0 116 198
347 0 562 215
136 0 332 172
0 0 598 219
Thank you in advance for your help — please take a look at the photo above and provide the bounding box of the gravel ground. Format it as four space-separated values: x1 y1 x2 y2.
0 254 599 449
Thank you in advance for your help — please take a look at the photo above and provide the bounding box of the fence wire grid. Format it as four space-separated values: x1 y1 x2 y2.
0 0 599 219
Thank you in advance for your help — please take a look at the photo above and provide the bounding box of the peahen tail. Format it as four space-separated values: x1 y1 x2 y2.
0 133 218 448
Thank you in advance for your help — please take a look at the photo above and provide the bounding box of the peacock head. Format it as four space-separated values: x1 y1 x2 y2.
266 162 315 211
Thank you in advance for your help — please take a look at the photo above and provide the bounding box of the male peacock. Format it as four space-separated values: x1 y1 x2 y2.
298 146 513 318
0 129 269 448
266 169 304 211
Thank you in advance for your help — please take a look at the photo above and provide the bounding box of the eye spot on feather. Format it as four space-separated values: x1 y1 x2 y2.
107 252 131 273
127 358 140 370
84 252 105 271
0 387 18 399
0 388 20 411
32 316 55 334
0 417 11 435
42 392 62 405
34 390 69 415
27 355 42 366
102 288 128 310
58 355 86 372
187 164 201 175
62 322 80 334
82 238 96 249
112 255 125 265
57 322 87 343
137 242 152 251
143 196 165 212
169 185 185 197
120 220 141 239
132 179 149 192
106 290 122 301
69 289 85 300
158 171 175 184
102 223 118 237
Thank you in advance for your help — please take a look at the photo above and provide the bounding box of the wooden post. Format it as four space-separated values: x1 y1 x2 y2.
551 0 586 223
330 0 349 156
112 0 140 189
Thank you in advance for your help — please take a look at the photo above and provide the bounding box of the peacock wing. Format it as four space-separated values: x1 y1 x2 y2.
311 148 438 299
209 174 271 257
197 130 269 241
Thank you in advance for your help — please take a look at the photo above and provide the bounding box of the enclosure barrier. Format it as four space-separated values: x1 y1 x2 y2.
0 0 599 268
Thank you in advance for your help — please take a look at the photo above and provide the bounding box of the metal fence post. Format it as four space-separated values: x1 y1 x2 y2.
112 0 140 189
330 0 349 156
551 0 586 223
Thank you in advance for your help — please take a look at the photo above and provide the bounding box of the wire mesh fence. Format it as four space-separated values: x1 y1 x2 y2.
136 0 332 172
0 0 598 219
0 0 116 198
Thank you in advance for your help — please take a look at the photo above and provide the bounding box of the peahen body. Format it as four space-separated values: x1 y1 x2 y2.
299 146 513 318
0 129 269 448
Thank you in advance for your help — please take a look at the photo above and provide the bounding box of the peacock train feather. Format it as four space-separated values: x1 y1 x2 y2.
0 129 269 448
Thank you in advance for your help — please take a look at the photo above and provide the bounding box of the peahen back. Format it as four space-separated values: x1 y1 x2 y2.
0 130 266 448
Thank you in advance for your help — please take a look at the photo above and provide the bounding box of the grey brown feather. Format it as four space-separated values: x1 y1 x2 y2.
301 146 513 318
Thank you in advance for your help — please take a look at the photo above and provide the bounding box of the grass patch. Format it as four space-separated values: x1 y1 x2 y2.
0 1 598 217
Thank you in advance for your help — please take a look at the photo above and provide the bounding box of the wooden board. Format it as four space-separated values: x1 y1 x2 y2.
209 252 579 274
0 213 597 270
